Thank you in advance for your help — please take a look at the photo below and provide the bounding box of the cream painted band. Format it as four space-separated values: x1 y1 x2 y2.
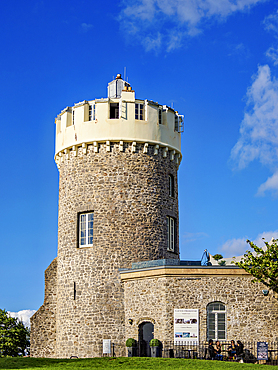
55 92 182 157
119 266 250 281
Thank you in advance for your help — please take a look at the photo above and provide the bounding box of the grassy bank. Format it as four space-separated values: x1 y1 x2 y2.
0 357 268 370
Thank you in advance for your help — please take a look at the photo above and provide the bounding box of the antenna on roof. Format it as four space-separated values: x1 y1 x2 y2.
124 67 126 81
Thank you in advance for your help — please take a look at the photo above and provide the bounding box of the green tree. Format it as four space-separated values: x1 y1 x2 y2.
0 309 30 357
235 239 278 293
212 254 223 261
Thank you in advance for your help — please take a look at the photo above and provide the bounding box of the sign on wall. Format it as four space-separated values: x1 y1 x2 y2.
103 339 111 354
257 342 268 360
174 309 199 343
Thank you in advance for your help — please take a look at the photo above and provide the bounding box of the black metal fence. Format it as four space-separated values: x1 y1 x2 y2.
162 341 278 364
102 340 278 364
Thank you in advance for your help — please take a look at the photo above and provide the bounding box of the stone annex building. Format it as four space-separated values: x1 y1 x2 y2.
31 75 278 358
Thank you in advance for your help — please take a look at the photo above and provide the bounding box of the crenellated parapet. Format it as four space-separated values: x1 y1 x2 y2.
55 79 183 167
55 140 182 169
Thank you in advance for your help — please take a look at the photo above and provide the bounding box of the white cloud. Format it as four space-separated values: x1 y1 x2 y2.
81 23 93 32
257 170 278 195
119 0 265 51
182 231 209 243
219 230 278 257
266 47 278 65
8 309 36 328
264 10 278 36
220 237 248 257
144 33 162 52
230 65 278 195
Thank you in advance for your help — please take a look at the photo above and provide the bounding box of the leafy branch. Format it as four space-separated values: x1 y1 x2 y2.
235 239 278 293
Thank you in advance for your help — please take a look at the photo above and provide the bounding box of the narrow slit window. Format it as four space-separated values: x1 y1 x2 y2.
167 216 175 252
169 174 174 197
159 109 162 124
89 104 95 121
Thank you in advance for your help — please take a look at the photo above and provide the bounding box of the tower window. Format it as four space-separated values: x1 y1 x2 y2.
79 212 94 247
207 302 226 341
89 104 95 121
167 216 176 252
135 103 144 120
169 174 174 197
72 110 75 125
159 108 162 124
110 103 119 119
73 282 76 300
175 114 184 132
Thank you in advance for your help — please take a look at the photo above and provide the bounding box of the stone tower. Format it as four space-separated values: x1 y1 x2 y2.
31 74 183 358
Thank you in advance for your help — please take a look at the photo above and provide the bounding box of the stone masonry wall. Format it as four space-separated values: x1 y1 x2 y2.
123 270 278 344
55 142 179 358
30 258 57 357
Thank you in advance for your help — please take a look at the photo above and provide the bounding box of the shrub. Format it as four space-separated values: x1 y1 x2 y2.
125 338 136 347
149 339 161 347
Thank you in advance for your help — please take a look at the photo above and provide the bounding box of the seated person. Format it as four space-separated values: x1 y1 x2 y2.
236 340 244 357
208 339 216 359
214 340 223 360
228 340 237 358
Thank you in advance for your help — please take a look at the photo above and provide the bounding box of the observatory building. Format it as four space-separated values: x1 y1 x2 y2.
31 75 278 358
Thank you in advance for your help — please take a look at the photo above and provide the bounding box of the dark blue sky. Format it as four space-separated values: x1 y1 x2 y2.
1 0 278 313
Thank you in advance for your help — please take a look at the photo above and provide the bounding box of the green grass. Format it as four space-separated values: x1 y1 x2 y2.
0 357 269 370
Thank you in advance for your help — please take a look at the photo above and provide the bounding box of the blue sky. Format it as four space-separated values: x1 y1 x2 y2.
1 0 278 314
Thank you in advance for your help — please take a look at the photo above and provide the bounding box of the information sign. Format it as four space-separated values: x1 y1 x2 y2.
103 339 111 354
257 342 268 360
174 309 199 343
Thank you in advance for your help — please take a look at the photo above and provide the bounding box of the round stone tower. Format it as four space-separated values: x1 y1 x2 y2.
52 74 183 357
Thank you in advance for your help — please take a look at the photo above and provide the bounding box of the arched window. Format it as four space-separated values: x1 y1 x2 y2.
169 174 174 197
207 302 226 341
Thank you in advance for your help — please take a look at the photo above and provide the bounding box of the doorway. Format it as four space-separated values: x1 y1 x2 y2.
138 321 154 357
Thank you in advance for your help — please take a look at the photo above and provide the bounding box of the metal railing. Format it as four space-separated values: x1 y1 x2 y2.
101 340 278 364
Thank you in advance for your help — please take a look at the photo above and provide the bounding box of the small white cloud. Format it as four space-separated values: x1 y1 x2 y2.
81 23 93 32
119 0 265 51
220 237 248 257
219 230 278 257
182 231 209 244
144 33 162 52
257 170 278 196
166 30 184 52
266 47 278 65
8 309 36 328
264 10 278 36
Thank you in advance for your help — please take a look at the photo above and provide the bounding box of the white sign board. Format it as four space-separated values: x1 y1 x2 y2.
174 309 199 343
103 339 111 354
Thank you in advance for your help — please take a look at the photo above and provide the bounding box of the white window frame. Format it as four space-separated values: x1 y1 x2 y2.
79 212 94 248
89 104 95 121
135 103 144 120
175 114 184 132
167 216 175 252
207 302 226 341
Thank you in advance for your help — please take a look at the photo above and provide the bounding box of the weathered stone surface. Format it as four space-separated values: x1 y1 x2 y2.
30 258 57 358
31 142 179 358
122 268 278 343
